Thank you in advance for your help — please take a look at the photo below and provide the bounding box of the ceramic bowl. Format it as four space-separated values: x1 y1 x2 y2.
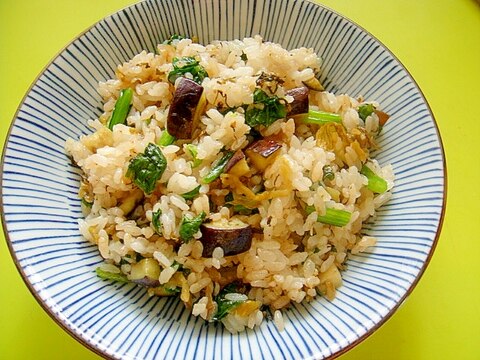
1 0 446 359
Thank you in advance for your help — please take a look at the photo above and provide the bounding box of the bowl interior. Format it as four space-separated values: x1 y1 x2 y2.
1 0 445 359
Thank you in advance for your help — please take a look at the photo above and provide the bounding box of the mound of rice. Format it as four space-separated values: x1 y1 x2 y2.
65 35 394 333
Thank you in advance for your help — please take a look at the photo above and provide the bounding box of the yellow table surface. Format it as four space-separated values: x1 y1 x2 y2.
1 1 479 359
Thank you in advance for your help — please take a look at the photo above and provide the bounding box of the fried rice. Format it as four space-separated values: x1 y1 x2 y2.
65 35 394 333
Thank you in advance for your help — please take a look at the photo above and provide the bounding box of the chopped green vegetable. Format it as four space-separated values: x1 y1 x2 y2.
240 52 248 61
305 205 352 227
161 286 181 295
95 267 129 283
181 185 201 200
163 34 185 45
202 151 235 184
81 198 93 208
152 209 162 235
157 130 176 146
171 260 183 271
361 164 388 193
179 211 206 242
357 103 376 121
318 208 351 226
233 204 258 215
322 165 335 182
185 144 202 168
245 89 287 127
108 88 133 130
212 283 246 321
302 109 342 125
126 143 167 194
168 56 208 85
120 253 143 265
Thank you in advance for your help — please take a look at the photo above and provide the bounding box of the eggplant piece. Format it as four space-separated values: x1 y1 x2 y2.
374 109 390 126
224 150 251 177
167 78 205 139
129 258 161 287
245 138 282 172
286 87 309 117
118 188 144 216
200 218 253 257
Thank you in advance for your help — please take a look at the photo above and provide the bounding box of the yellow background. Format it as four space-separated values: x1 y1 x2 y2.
1 1 479 359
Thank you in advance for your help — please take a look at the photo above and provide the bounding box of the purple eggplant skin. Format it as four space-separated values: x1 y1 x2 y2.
245 138 282 171
200 221 253 257
224 150 245 173
131 276 160 288
167 78 204 139
286 87 309 117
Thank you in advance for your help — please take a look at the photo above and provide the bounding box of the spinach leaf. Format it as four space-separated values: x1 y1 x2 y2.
202 151 234 184
181 185 201 200
357 103 376 121
168 56 208 85
152 209 162 235
179 211 206 242
163 34 185 45
212 283 247 321
127 143 167 194
245 88 287 127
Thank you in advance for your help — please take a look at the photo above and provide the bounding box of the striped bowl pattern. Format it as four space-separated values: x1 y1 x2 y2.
1 0 445 359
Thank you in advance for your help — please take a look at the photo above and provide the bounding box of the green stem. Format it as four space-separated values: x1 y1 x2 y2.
361 164 388 193
202 151 234 184
302 110 342 125
306 205 351 227
108 88 133 130
157 130 176 146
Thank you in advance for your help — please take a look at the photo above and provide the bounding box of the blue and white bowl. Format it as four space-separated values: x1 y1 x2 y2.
0 0 446 359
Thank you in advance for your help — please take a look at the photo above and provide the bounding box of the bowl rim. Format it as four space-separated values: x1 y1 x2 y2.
0 0 447 359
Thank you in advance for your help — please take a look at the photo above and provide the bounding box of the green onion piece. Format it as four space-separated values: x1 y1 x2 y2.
202 151 235 184
181 185 201 200
303 110 342 125
357 103 376 121
95 267 129 283
305 205 351 227
157 130 176 146
361 165 388 193
108 88 133 130
185 144 202 168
